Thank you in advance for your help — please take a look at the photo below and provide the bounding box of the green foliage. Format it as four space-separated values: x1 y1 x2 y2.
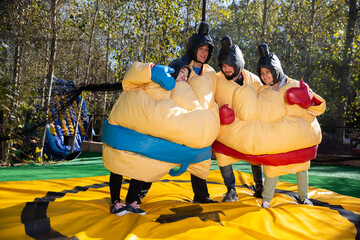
0 0 359 162
209 0 359 137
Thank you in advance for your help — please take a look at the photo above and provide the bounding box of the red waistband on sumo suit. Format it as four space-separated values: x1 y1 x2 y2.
212 140 318 166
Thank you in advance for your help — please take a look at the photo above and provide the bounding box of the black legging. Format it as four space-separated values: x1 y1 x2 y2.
139 182 152 198
109 172 149 204
251 164 263 186
191 174 210 199
110 172 123 204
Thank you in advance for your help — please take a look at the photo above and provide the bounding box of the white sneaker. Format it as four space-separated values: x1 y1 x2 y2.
262 200 270 208
301 199 313 206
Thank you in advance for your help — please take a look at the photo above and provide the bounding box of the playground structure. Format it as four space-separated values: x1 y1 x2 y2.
43 77 90 159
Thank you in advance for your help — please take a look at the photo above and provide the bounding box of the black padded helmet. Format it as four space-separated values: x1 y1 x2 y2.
218 36 245 80
168 59 190 81
186 22 214 64
256 43 284 85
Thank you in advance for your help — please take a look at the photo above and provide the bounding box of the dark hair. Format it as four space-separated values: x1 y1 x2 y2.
168 59 190 81
256 43 284 85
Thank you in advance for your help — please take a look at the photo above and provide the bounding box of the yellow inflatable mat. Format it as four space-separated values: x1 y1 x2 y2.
0 170 359 240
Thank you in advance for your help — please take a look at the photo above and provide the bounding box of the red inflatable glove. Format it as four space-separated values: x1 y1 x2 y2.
285 80 315 109
219 104 235 125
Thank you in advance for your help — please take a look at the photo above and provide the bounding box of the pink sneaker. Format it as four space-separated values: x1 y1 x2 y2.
110 201 128 216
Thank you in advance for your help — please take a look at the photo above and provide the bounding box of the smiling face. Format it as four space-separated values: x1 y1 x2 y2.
260 67 274 85
196 45 210 64
221 63 235 79
176 67 189 82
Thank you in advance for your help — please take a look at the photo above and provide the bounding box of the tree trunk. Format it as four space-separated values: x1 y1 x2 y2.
37 0 57 160
103 32 110 115
12 42 20 90
305 0 316 82
103 1 112 115
161 15 169 63
5 41 21 162
0 111 3 161
85 0 99 117
261 0 268 41
143 0 149 62
232 1 249 41
75 42 81 84
335 0 357 143
85 0 99 85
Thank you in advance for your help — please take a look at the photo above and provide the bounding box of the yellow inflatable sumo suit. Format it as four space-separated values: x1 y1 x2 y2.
184 60 219 178
102 62 219 182
213 69 261 165
213 75 326 177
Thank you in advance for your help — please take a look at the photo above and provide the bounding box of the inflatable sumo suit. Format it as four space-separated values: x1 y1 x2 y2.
212 36 262 166
212 44 326 178
182 22 220 180
102 62 220 182
180 22 220 180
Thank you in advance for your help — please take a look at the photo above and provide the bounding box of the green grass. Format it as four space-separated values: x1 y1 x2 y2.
0 153 359 198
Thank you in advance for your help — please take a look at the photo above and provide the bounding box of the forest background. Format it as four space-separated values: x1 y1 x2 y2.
0 0 359 163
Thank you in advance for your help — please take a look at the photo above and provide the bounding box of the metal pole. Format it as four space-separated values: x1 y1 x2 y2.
202 0 206 21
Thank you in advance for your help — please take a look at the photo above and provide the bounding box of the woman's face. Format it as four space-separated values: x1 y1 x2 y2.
176 67 189 82
260 67 274 85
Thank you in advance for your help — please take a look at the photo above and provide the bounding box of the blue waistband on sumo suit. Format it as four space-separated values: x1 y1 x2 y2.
102 120 212 176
